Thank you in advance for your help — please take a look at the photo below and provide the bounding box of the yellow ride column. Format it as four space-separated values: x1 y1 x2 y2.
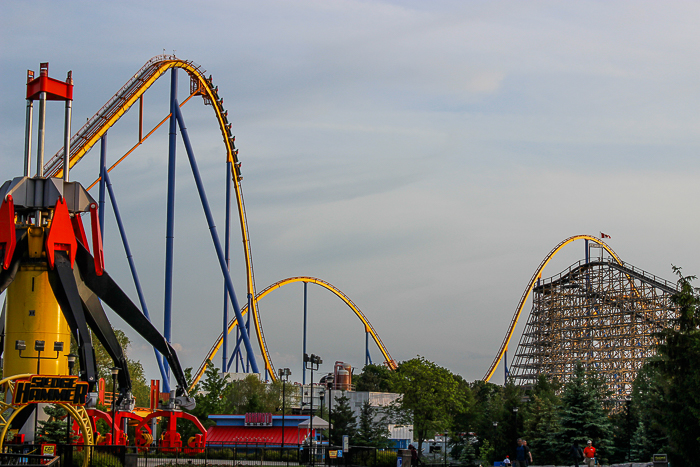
3 259 71 377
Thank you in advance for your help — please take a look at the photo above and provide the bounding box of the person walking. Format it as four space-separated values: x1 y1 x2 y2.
514 439 530 467
583 440 596 467
409 444 421 467
503 456 511 467
569 441 584 467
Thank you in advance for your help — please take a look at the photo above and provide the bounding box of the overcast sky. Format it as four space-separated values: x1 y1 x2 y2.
2 1 700 387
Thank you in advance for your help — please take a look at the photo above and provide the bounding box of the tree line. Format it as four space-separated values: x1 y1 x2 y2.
350 268 700 466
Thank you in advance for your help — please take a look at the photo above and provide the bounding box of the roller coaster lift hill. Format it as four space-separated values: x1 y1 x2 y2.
0 63 195 439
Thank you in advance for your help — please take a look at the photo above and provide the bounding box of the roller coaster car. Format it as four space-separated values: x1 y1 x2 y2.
0 177 195 411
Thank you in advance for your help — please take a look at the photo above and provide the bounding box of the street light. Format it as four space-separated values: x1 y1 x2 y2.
278 368 291 450
492 421 498 454
303 353 322 467
512 407 519 454
319 389 325 420
111 367 119 445
443 432 448 467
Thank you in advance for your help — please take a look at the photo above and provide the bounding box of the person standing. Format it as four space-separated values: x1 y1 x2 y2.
503 456 511 467
569 441 584 467
522 440 532 465
583 440 596 467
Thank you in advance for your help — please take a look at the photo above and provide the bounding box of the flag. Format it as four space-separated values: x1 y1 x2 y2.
600 232 611 239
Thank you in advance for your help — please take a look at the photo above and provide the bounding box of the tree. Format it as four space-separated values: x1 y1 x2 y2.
226 374 282 414
180 362 232 441
355 400 390 448
628 364 667 461
522 375 561 464
470 380 506 465
393 357 466 453
556 362 614 464
37 404 71 444
354 364 395 392
638 267 700 464
329 393 357 445
449 375 477 457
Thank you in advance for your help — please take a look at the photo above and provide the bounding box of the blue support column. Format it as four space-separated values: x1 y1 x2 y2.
303 281 308 385
162 68 178 391
222 160 232 373
98 134 107 234
235 325 240 372
104 170 168 382
365 331 371 366
174 103 260 374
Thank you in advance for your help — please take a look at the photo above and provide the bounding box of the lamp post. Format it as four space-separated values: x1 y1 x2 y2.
328 388 333 446
111 367 119 445
512 407 518 455
319 390 325 420
492 421 498 454
442 432 448 467
303 353 322 467
278 368 291 450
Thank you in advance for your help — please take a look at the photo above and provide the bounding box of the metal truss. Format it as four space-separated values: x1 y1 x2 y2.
510 255 678 401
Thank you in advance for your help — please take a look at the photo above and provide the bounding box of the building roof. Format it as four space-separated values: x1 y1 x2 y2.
206 426 312 445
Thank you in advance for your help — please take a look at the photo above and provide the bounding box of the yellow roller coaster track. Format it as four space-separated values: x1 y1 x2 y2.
42 55 275 380
190 276 398 392
483 234 622 382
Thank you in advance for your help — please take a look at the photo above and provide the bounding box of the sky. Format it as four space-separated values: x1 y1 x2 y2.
2 1 700 388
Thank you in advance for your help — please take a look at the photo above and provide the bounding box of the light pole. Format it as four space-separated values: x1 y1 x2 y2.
492 421 498 455
111 367 119 445
303 353 322 467
328 388 333 446
278 368 291 450
512 407 518 456
319 390 325 420
443 432 448 467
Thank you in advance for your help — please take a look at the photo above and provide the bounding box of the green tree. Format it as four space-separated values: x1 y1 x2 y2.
393 357 466 453
179 362 232 441
470 380 506 464
37 404 72 444
354 364 395 392
449 375 476 458
459 441 477 466
523 375 561 464
226 374 282 414
355 400 390 448
639 267 700 464
628 364 667 461
556 362 614 463
329 393 357 445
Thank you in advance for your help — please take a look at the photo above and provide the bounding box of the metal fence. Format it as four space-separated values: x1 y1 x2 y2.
1 444 399 467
